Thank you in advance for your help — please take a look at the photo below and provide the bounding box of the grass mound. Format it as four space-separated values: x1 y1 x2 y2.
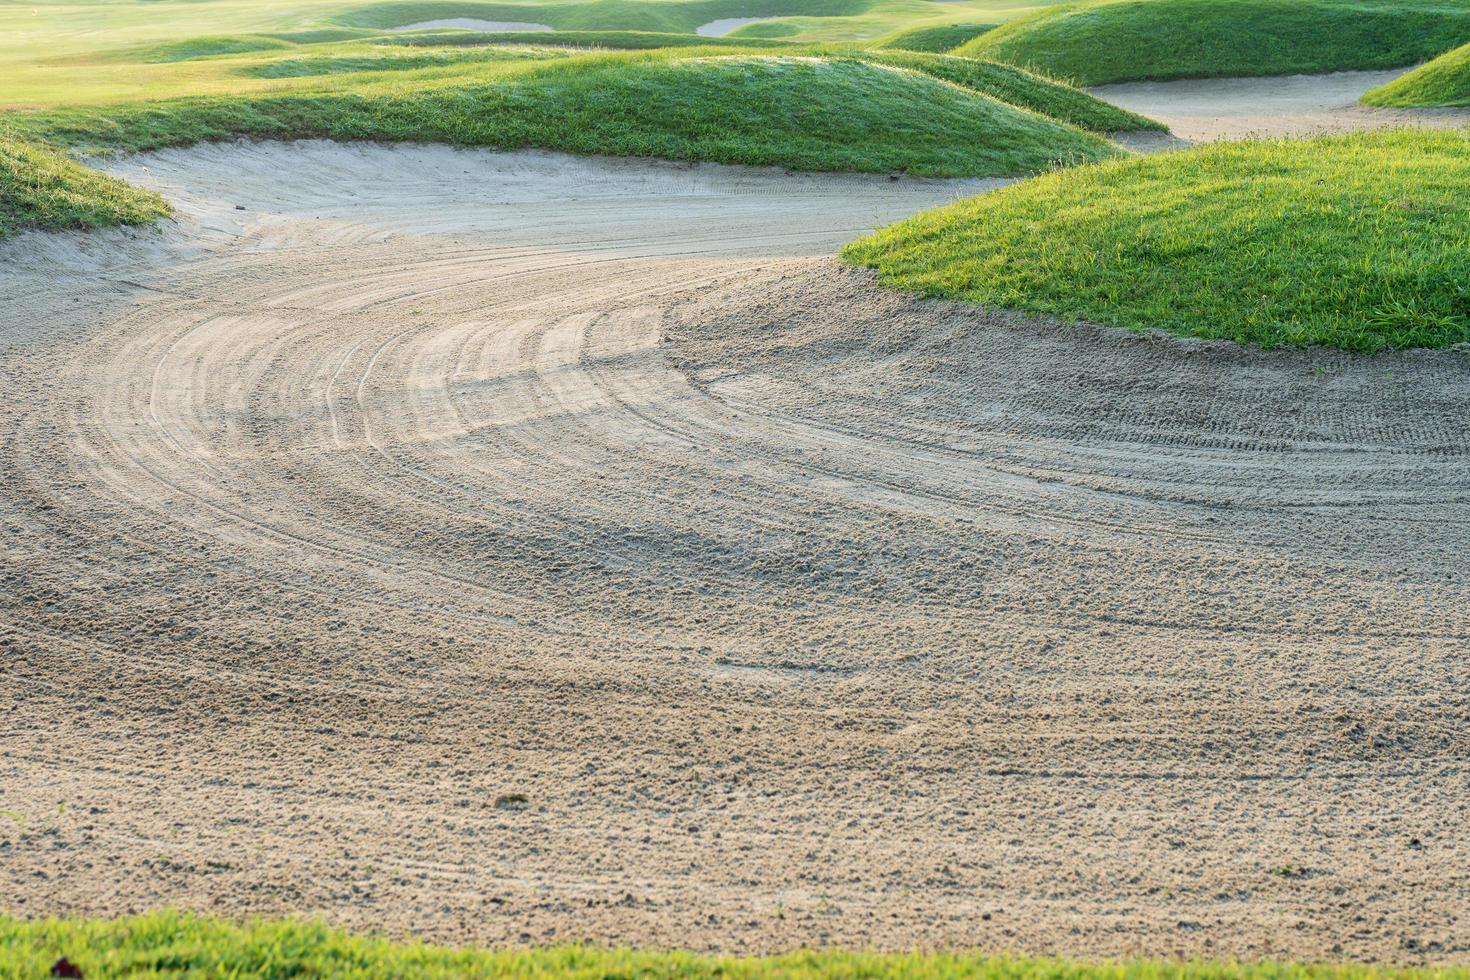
338 0 870 34
131 35 296 63
14 54 1121 177
242 45 573 78
0 136 167 239
6 912 1470 979
843 130 1470 351
1363 41 1470 106
861 50 1163 131
877 22 997 52
957 0 1470 86
375 28 794 48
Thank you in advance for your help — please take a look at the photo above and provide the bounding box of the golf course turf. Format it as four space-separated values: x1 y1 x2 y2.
877 22 998 53
957 0 1470 85
857 51 1164 131
843 130 1470 352
0 136 169 238
1362 40 1470 106
4 53 1127 195
334 0 873 34
7 912 1470 979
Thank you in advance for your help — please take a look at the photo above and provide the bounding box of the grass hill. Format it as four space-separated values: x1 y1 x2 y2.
876 22 997 52
956 0 1470 86
1362 41 1470 106
860 50 1163 131
377 28 795 48
844 129 1470 351
336 0 871 34
8 53 1124 184
0 136 168 238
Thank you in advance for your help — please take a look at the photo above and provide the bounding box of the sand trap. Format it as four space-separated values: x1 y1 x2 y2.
1092 67 1470 141
389 18 554 32
695 16 786 36
4 137 1468 962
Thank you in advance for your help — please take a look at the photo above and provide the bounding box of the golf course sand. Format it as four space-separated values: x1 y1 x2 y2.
1093 68 1470 140
2 132 1468 962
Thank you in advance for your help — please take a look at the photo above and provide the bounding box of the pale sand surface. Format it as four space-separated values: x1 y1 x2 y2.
1093 68 1470 142
2 87 1469 962
696 17 785 36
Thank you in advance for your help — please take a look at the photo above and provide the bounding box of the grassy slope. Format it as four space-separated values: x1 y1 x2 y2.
860 50 1162 130
6 913 1470 979
376 28 795 48
1363 41 1470 106
337 0 872 33
222 43 1160 132
241 44 575 78
0 137 168 239
844 130 1470 352
0 0 1070 107
957 0 1470 86
11 54 1122 178
877 22 998 52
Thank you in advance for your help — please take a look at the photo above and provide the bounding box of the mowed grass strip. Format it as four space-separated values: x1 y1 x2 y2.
0 135 168 237
11 54 1123 178
1362 41 1470 106
957 0 1470 86
6 912 1470 980
843 130 1470 351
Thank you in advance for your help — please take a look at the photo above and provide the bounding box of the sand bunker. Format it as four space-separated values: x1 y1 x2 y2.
390 18 554 32
695 16 787 36
1092 67 1470 140
4 136 1468 962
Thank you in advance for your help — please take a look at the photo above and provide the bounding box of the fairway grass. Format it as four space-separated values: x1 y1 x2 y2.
0 0 1071 108
875 22 998 52
9 54 1123 180
957 0 1470 85
5 912 1470 980
1362 41 1470 106
843 130 1470 351
0 137 168 238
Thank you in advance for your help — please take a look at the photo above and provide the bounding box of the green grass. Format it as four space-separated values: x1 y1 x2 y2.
131 36 300 63
0 136 169 239
877 22 999 52
6 912 1470 980
843 130 1470 351
336 0 871 34
241 44 575 78
9 52 1122 178
0 0 1071 108
375 28 796 48
1362 40 1470 106
956 0 1470 86
859 50 1163 130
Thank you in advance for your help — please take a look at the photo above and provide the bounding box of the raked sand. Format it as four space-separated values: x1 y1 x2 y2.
3 74 1470 963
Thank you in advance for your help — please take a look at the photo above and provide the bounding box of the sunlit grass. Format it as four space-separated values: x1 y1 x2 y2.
957 0 1470 85
843 130 1470 351
7 51 1125 178
5 912 1470 980
0 136 168 238
1362 40 1470 107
